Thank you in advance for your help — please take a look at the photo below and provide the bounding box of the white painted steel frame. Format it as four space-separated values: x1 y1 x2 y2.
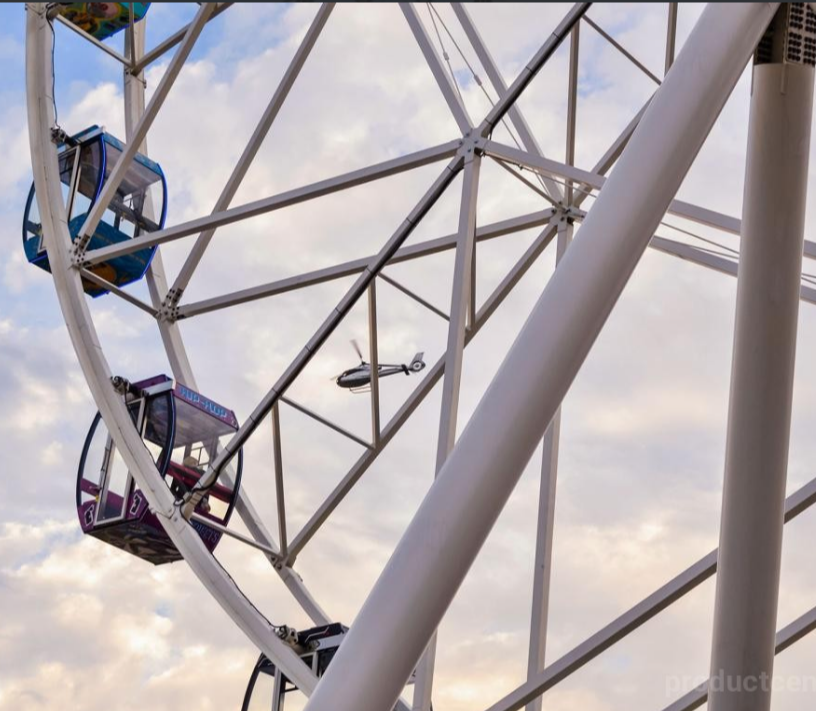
76 3 217 252
302 6 779 711
27 3 816 710
485 474 816 711
122 8 333 631
709 57 814 711
412 150 481 711
165 2 336 304
83 139 462 265
26 3 321 693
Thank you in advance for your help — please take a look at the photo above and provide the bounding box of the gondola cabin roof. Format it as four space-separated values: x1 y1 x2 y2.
133 374 240 432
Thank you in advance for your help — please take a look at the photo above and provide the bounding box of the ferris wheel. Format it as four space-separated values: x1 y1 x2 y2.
23 3 816 711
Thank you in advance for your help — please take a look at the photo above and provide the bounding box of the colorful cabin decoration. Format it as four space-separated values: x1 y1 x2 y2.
51 3 150 42
77 375 242 565
23 125 166 297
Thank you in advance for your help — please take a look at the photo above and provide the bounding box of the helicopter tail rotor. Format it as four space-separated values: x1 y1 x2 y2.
408 352 426 372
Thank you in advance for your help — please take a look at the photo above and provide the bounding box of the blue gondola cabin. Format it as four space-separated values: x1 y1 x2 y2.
23 125 166 297
77 375 243 565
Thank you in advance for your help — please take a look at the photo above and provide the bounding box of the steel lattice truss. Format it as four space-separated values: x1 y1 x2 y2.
24 3 816 711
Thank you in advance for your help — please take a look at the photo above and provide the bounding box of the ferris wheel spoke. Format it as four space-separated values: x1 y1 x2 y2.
167 3 336 305
401 2 473 135
581 14 662 85
82 138 462 267
130 2 235 76
51 11 131 67
78 268 159 316
175 207 555 319
451 3 564 203
181 157 463 517
284 217 561 564
75 3 216 254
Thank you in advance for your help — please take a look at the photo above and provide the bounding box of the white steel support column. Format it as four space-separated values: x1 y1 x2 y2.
124 21 196 382
708 15 814 711
368 282 382 444
304 6 778 711
525 218 572 711
526 21 578 696
412 152 482 711
665 3 678 75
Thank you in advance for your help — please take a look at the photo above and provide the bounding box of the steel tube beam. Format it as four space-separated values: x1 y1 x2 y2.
168 3 335 301
401 2 472 135
379 272 450 321
77 3 216 249
565 24 579 204
708 50 814 711
485 474 816 711
582 15 661 85
412 153 482 711
53 12 131 66
650 235 816 305
450 3 563 201
78 268 158 316
662 605 816 711
480 3 590 136
272 404 288 557
281 396 373 450
84 140 461 265
525 218 571 711
284 218 561 563
666 3 678 74
129 2 233 76
303 7 777 711
181 158 464 517
368 283 382 444
176 208 554 319
122 14 331 630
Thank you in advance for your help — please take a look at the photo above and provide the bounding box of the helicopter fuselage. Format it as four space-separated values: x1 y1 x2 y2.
335 352 426 391
335 363 408 389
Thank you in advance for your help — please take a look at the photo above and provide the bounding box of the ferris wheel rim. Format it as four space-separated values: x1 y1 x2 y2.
23 2 332 696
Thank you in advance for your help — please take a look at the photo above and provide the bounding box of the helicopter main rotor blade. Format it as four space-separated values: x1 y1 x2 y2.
350 339 364 361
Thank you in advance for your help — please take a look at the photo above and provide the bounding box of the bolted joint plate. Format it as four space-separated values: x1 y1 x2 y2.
457 131 485 159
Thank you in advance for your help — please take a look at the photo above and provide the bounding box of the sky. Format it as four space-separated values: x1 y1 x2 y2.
2 3 816 711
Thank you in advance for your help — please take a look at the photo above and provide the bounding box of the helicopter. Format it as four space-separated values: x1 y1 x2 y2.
333 340 426 393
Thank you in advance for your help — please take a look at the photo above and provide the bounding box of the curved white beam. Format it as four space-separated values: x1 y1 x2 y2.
26 3 319 694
